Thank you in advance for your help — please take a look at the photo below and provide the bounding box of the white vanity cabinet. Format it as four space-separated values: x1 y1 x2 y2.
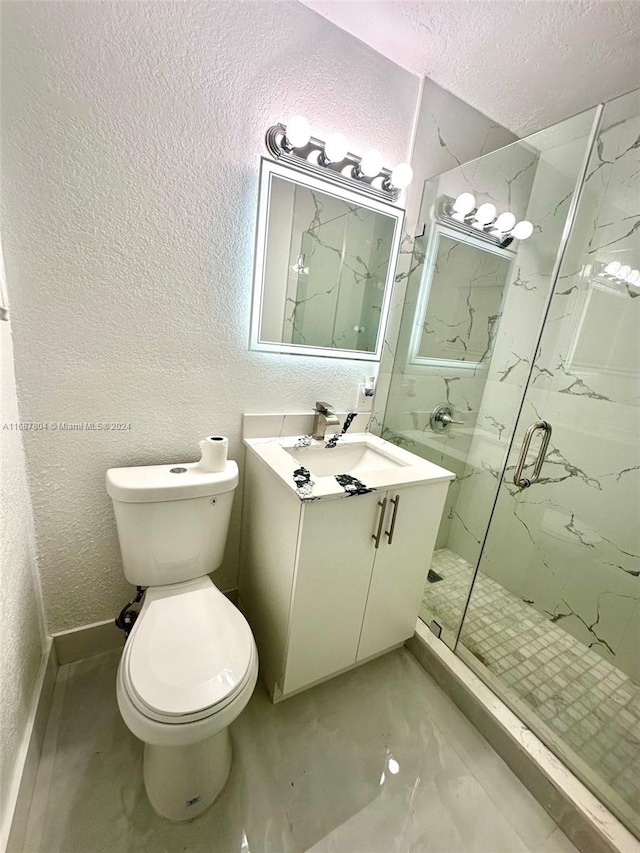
239 447 451 702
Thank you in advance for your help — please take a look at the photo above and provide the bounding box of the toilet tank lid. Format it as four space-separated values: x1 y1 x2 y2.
106 460 238 503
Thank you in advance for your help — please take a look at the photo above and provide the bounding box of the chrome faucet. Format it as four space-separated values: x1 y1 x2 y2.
312 401 340 441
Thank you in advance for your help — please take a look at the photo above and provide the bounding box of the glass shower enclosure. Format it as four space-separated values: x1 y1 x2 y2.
383 89 639 837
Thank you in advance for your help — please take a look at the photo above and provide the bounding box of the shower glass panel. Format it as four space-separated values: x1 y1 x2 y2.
455 89 640 837
383 107 599 647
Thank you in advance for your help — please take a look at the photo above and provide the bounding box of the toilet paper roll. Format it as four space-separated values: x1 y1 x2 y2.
198 436 228 472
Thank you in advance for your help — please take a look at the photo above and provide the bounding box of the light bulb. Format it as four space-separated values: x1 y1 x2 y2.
604 261 621 276
511 220 534 240
452 193 476 215
390 162 413 189
324 132 348 163
492 212 517 233
618 265 632 279
626 269 640 284
359 149 384 177
285 115 311 148
474 203 497 226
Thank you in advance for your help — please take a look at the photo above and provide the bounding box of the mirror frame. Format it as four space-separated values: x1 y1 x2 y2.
250 158 405 361
408 222 514 370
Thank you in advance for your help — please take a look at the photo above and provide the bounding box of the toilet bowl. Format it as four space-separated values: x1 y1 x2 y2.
106 459 258 821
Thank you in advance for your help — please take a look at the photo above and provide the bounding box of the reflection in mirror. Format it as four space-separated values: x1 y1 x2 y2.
567 271 639 376
251 160 404 361
410 226 513 368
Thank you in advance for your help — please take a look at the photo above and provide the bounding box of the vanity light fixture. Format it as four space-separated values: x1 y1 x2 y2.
321 132 349 165
355 149 384 179
384 162 414 191
282 115 312 150
490 212 517 235
451 192 476 221
265 117 412 202
599 260 640 291
472 203 498 228
511 220 534 241
436 193 535 248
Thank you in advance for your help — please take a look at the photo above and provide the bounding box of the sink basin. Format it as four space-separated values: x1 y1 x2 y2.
286 442 405 478
243 431 455 501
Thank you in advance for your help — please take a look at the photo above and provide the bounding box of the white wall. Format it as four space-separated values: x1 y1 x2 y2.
0 312 47 847
1 0 419 632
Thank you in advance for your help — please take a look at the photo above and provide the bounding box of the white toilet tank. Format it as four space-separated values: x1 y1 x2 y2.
106 460 238 586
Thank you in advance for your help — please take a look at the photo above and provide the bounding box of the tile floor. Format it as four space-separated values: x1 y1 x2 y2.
423 549 640 828
22 646 579 853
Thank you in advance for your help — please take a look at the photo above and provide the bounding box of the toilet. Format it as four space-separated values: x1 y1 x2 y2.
106 459 258 822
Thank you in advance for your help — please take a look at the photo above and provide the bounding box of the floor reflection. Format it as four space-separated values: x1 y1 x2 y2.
23 641 575 852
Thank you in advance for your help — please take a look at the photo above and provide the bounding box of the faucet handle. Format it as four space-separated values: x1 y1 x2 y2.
315 401 334 415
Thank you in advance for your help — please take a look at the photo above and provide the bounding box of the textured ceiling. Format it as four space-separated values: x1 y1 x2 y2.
298 0 640 136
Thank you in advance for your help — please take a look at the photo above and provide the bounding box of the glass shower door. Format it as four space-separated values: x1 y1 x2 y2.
455 89 640 836
383 106 601 649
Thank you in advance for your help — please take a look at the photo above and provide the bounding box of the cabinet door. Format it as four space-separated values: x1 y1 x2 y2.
283 491 381 696
357 481 450 661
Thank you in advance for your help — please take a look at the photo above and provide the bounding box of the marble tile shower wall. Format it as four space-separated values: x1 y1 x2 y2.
380 140 540 547
460 96 640 682
445 120 597 567
370 80 516 439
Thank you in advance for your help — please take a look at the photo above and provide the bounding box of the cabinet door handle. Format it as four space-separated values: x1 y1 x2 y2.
385 494 400 545
372 498 387 549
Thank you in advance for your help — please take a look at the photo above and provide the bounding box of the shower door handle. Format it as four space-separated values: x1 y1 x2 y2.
513 421 552 489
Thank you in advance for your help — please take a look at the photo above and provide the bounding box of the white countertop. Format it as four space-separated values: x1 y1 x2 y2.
244 431 455 502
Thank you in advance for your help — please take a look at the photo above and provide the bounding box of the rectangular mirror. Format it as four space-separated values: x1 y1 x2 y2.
251 159 404 360
409 224 514 369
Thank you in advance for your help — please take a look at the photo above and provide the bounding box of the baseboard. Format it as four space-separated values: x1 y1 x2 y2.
4 641 58 853
406 623 639 853
52 587 239 665
52 618 124 665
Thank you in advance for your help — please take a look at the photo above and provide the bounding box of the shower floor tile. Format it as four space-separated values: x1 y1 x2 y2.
21 646 576 853
423 549 640 825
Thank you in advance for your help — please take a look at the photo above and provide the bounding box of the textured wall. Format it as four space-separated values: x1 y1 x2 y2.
1 0 419 632
0 314 47 845
299 0 640 137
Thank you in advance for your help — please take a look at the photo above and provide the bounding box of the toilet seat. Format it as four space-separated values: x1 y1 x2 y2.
121 577 255 725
